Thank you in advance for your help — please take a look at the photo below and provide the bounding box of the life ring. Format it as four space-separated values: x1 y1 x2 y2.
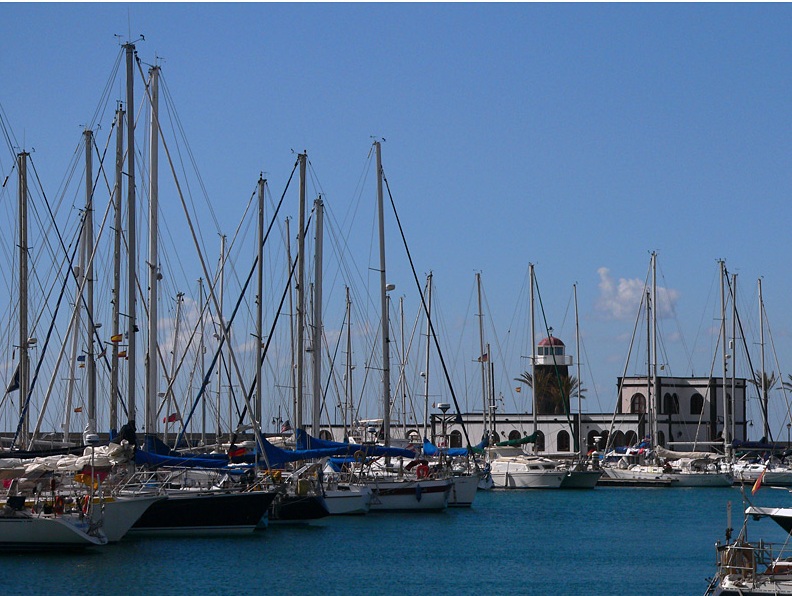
416 463 430 479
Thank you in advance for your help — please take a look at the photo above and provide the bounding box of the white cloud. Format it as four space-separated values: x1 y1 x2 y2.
596 267 679 321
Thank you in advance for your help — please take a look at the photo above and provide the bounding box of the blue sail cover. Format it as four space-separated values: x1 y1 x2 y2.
294 429 416 459
422 437 487 457
134 449 247 469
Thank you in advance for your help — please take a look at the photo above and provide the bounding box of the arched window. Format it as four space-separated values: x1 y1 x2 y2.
534 431 545 451
612 430 626 447
599 430 609 450
557 430 570 452
587 430 601 451
319 430 333 441
449 430 463 448
508 430 522 441
690 393 704 415
625 431 638 447
663 393 680 414
491 431 501 443
657 430 666 447
630 393 647 414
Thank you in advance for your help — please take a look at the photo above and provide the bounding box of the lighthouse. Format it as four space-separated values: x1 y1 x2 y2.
534 334 574 415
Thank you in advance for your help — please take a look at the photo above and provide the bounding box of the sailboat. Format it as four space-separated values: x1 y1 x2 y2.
602 254 732 487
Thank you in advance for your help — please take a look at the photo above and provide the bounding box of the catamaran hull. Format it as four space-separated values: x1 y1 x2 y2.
128 491 276 536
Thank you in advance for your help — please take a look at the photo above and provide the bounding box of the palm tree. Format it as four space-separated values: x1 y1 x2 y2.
515 370 585 415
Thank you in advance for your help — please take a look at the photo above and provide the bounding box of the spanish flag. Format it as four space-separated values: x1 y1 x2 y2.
515 387 522 393
110 334 123 343
118 350 127 358
74 406 83 413
752 468 766 495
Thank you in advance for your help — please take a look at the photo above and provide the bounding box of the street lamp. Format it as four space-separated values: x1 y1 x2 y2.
437 403 450 447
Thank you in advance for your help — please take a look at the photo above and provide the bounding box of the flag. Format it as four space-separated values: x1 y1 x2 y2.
74 406 83 413
78 364 85 369
118 351 127 358
76 355 86 362
515 387 522 393
162 413 179 423
228 446 246 459
752 468 767 495
110 334 123 343
6 364 19 393
281 420 292 433
477 353 489 362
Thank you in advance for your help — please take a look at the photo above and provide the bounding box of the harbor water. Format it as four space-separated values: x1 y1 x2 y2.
1 486 789 595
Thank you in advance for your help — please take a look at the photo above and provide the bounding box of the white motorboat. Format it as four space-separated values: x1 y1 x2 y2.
487 448 565 489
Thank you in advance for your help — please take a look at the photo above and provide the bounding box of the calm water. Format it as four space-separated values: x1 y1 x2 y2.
0 486 789 595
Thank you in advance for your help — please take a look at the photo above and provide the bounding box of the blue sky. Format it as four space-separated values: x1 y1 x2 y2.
2 4 792 439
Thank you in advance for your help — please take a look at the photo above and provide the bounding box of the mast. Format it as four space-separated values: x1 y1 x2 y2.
124 41 137 428
163 293 183 447
84 129 97 435
650 251 658 449
145 65 160 438
646 289 653 452
375 141 391 448
476 272 487 439
759 277 768 439
17 151 30 447
296 154 306 432
574 283 582 457
285 217 296 432
731 273 737 444
529 263 537 451
311 197 324 436
110 104 124 435
344 285 352 440
255 177 265 432
422 273 432 441
720 260 731 458
198 277 206 446
399 295 406 437
215 235 226 442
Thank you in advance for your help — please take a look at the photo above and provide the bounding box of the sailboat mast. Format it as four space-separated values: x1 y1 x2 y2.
399 295 406 437
344 285 352 440
530 263 537 451
285 217 296 432
124 42 137 428
83 129 97 435
731 273 737 444
163 293 184 447
255 177 265 431
110 104 124 435
476 272 487 437
216 235 226 442
422 273 432 441
311 197 324 436
651 251 658 449
574 283 582 457
296 154 306 432
375 141 391 448
17 151 30 446
719 260 731 457
146 65 160 438
758 277 768 439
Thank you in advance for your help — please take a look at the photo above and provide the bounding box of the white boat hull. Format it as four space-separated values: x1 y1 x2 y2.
603 466 732 487
93 495 166 542
0 513 106 550
448 474 478 506
368 478 451 511
323 485 372 515
490 468 565 489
